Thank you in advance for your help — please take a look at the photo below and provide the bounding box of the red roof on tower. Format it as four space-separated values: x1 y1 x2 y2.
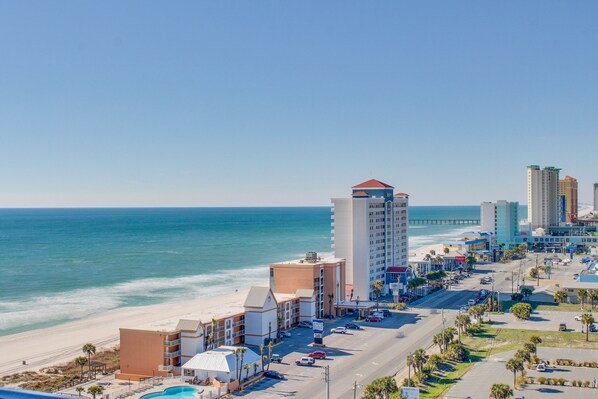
394 192 409 197
387 267 408 273
352 179 394 189
352 191 369 196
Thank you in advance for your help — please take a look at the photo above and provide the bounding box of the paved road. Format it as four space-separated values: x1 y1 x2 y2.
239 260 524 399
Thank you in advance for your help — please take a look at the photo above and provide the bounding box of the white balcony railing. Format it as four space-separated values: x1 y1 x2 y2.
164 350 180 358
164 339 180 346
158 365 173 371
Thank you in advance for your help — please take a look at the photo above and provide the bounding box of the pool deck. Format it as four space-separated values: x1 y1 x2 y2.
58 376 221 399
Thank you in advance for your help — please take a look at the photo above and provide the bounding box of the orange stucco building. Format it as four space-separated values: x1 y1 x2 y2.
117 329 181 381
269 253 346 318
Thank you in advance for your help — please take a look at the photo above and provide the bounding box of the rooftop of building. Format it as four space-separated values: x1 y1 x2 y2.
272 256 345 266
352 179 394 189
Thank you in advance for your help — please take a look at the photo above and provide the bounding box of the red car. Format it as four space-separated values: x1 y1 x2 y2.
366 316 381 322
308 351 327 359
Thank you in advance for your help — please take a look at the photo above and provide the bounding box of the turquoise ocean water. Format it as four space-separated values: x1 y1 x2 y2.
0 206 517 335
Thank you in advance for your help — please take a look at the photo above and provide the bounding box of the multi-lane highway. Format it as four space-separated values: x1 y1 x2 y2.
239 259 525 398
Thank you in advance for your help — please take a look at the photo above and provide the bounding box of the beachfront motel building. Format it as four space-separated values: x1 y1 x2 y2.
118 255 345 382
331 179 409 301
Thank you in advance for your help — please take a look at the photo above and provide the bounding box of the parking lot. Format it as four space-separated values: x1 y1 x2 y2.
447 348 598 399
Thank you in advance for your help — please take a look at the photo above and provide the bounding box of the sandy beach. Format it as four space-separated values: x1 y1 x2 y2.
0 289 250 377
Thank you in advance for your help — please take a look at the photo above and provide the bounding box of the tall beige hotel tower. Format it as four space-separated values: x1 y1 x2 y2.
527 165 560 229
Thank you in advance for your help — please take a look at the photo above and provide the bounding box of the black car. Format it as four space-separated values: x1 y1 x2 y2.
382 309 391 317
345 322 361 330
264 370 285 380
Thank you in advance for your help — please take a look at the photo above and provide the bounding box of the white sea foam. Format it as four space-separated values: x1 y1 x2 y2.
0 266 269 332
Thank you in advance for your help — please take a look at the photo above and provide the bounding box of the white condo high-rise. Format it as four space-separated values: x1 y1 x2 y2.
331 179 409 300
527 165 560 230
594 183 598 212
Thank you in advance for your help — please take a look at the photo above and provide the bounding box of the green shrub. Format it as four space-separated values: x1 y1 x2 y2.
572 380 577 387
527 377 535 384
538 377 547 385
583 380 590 388
511 302 532 320
558 378 566 386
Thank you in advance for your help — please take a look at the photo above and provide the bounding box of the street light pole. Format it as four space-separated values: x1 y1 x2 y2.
323 365 330 399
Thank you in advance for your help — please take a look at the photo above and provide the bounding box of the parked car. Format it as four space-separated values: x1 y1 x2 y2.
270 354 282 363
295 357 315 366
331 326 347 334
382 309 391 317
345 322 361 330
298 321 313 328
558 323 567 331
399 295 410 303
372 312 385 319
575 315 583 321
460 305 468 312
278 330 291 338
468 299 476 306
264 370 285 379
573 274 579 280
536 363 546 372
308 351 327 359
582 324 597 333
366 316 381 322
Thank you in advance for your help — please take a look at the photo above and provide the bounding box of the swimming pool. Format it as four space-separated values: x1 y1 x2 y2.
140 386 200 399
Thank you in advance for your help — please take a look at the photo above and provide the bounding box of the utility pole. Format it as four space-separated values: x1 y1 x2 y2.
352 380 358 399
511 270 514 295
324 365 330 399
441 309 446 352
536 254 539 287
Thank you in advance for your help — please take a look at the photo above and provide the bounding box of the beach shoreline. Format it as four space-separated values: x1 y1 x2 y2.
0 289 249 377
0 238 467 378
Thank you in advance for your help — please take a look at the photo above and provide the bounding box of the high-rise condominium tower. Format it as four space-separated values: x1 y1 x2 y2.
527 165 560 230
559 176 578 223
331 179 409 300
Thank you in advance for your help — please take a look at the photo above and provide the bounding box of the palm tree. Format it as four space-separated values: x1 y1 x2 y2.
259 345 265 371
588 290 598 310
211 318 218 348
411 348 427 373
578 289 589 310
253 361 259 376
74 356 87 380
454 314 471 342
82 343 96 378
328 293 334 319
468 304 484 323
75 387 85 397
443 247 450 254
266 341 273 370
237 347 247 382
514 349 531 364
489 383 513 399
529 336 542 355
581 313 595 342
243 363 251 381
505 358 523 388
233 349 240 381
554 290 567 303
406 353 414 381
522 342 536 357
87 386 103 399
372 280 383 311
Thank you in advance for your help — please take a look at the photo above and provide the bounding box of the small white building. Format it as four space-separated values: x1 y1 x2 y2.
181 346 262 384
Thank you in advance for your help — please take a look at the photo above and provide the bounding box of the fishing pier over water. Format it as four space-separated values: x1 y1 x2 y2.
409 219 480 225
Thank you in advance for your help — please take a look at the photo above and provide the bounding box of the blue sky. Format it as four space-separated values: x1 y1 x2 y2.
1 1 597 207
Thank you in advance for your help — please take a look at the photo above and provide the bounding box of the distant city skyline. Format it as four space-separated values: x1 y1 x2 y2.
1 2 597 207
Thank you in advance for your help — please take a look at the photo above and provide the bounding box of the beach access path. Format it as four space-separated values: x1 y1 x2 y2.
0 290 248 377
